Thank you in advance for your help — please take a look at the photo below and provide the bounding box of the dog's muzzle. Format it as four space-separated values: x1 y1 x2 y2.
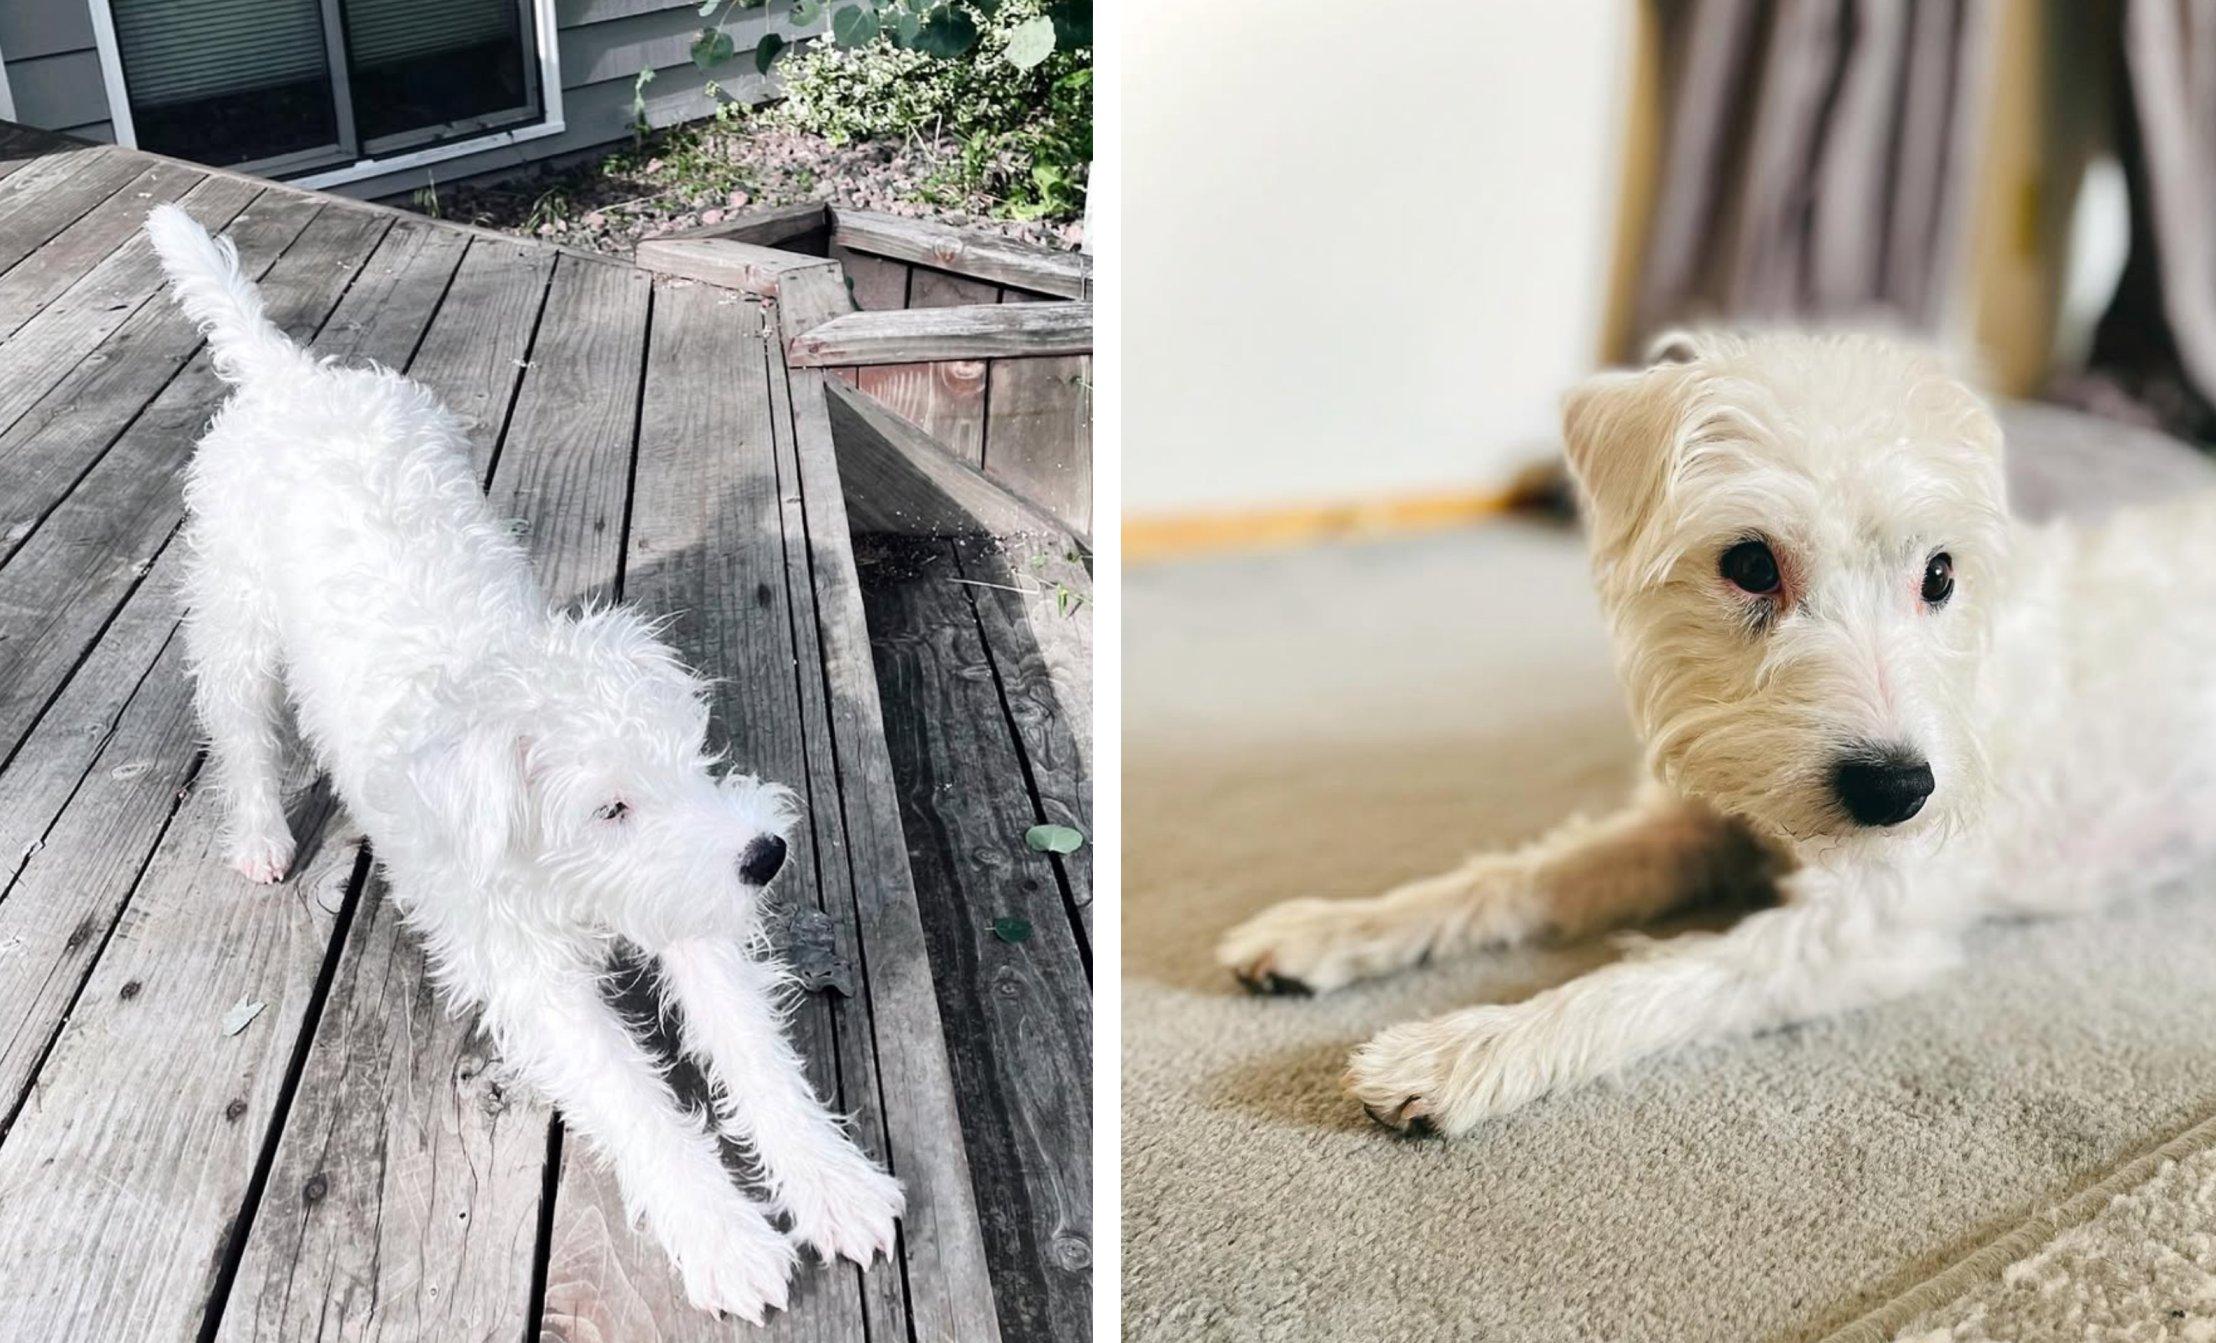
1831 748 1934 828
738 834 787 887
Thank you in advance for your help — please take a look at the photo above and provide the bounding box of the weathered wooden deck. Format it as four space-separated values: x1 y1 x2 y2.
0 122 1081 1340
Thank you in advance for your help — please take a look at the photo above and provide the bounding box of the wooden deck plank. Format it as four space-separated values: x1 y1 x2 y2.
0 124 77 186
543 278 886 1343
771 267 1002 1343
0 143 139 278
763 302 928 1343
856 539 1093 1342
0 195 346 768
827 211 1089 300
0 158 204 339
0 753 358 1340
954 536 1094 946
789 302 1092 368
484 254 652 604
0 184 292 571
0 172 263 438
0 630 199 1124
211 222 543 1343
408 239 558 477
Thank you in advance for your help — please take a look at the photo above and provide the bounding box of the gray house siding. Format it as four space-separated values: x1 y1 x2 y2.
0 2 114 140
0 0 818 196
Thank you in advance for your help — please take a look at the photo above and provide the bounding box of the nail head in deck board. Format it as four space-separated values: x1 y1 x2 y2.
789 302 1093 368
827 209 1089 300
0 195 365 764
952 537 1093 944
210 218 540 1343
773 270 1003 1339
0 158 204 340
857 539 1093 1342
981 354 1093 537
0 171 263 440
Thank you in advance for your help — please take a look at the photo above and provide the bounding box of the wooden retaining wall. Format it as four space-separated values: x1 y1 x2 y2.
637 205 1093 539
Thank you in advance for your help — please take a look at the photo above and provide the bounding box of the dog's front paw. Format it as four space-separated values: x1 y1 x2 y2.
1217 897 1412 995
228 829 295 885
655 1190 799 1323
1344 1005 1554 1137
779 1141 904 1267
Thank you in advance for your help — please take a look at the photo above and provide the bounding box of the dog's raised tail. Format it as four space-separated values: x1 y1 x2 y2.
144 204 307 386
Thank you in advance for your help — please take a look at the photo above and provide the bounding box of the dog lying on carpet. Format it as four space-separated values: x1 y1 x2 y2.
147 206 900 1321
1221 330 2216 1137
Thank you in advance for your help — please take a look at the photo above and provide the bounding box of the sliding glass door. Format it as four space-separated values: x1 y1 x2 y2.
105 0 544 174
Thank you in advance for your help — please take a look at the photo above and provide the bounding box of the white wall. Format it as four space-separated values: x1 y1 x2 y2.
1125 1 1632 515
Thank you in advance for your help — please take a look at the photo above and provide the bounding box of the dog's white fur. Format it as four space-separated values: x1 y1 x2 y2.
1221 329 2216 1136
146 205 901 1320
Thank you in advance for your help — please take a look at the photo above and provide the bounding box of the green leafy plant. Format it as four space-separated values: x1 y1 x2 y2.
683 0 1090 221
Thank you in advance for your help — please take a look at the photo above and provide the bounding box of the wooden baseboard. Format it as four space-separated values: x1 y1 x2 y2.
1124 488 1517 563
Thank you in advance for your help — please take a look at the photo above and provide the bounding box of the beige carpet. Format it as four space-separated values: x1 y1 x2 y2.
1124 422 2216 1340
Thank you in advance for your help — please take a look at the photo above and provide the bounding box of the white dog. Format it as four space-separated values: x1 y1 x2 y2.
1221 329 2216 1137
146 206 901 1320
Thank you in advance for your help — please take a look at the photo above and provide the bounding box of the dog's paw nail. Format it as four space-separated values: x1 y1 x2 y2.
1361 1096 1435 1137
1234 966 1311 997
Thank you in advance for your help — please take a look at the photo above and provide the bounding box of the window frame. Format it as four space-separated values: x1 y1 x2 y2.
85 0 565 188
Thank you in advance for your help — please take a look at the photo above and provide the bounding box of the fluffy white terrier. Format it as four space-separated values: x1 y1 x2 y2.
146 206 901 1320
1221 329 2216 1137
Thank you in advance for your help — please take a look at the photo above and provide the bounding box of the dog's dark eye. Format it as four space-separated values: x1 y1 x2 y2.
1922 552 1954 606
595 800 629 822
1719 540 1781 596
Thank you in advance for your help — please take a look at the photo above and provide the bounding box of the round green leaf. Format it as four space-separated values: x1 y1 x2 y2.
755 30 787 73
690 27 736 69
831 4 880 46
991 916 1033 944
1004 14 1055 69
1024 823 1084 854
793 0 823 25
912 5 978 56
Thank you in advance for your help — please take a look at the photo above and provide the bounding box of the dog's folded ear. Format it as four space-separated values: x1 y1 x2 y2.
396 720 532 886
1561 363 1693 569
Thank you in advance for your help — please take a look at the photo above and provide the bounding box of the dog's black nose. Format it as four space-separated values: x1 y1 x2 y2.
1832 753 1934 827
739 834 787 886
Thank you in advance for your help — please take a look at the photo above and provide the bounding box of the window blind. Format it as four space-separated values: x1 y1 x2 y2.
110 0 329 108
342 0 518 70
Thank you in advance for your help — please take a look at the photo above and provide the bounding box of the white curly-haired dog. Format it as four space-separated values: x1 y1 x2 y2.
1220 328 2216 1137
145 205 900 1320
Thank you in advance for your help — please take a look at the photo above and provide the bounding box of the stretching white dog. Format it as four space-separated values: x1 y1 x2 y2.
1221 329 2216 1137
147 206 900 1320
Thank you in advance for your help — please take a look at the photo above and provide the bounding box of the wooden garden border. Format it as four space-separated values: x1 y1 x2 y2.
634 205 1093 539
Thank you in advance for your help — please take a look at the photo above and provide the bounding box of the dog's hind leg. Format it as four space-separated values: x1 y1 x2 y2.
1217 787 1786 993
1344 870 1963 1135
658 938 904 1267
476 949 799 1322
182 556 295 884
